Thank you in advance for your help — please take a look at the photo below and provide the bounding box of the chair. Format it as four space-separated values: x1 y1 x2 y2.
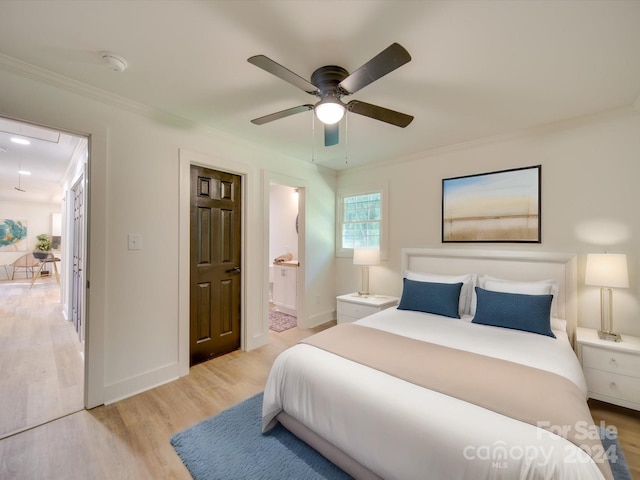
10 253 41 279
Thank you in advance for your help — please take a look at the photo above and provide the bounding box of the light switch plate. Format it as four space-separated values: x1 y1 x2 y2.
128 234 142 250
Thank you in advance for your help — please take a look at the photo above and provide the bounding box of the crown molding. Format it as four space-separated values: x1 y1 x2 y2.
0 53 335 175
3 52 634 178
0 52 156 117
342 105 639 175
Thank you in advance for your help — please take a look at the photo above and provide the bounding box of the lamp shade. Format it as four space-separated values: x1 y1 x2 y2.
353 248 380 266
585 253 629 288
315 98 345 124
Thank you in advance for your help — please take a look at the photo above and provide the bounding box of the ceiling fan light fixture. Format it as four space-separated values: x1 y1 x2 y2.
248 43 412 146
315 98 345 125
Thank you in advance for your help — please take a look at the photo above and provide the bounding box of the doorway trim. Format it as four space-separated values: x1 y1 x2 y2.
0 114 101 408
178 149 261 377
264 172 307 328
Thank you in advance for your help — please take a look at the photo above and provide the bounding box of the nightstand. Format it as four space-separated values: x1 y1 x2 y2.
576 327 640 411
336 293 399 324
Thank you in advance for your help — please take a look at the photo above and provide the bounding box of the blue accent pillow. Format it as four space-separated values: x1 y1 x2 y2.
471 287 555 338
397 278 463 319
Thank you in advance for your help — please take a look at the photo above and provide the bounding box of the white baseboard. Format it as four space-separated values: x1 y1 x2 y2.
305 309 337 328
103 362 181 405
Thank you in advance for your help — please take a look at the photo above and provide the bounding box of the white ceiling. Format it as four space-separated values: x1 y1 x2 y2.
0 0 639 183
0 118 83 203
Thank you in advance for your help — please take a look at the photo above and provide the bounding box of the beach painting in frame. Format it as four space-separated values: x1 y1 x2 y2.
442 166 541 243
0 219 28 251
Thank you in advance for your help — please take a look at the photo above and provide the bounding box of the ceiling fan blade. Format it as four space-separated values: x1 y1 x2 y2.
251 105 313 125
324 123 339 147
248 55 319 95
338 43 411 95
347 100 414 128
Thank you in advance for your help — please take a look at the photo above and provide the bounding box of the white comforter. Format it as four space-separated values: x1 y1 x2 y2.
263 308 605 480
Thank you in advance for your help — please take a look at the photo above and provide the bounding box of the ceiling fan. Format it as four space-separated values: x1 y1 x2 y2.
248 43 414 147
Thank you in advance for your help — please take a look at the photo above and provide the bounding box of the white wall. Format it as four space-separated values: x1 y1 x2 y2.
0 63 336 405
269 184 299 262
337 108 640 337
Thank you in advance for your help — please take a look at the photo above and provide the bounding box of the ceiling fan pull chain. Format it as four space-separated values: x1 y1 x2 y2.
345 113 349 166
16 156 25 192
311 112 315 163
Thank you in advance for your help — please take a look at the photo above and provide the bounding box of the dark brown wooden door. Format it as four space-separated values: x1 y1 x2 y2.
190 165 241 366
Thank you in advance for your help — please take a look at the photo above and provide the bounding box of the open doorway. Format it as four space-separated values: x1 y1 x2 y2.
268 183 302 333
0 117 87 438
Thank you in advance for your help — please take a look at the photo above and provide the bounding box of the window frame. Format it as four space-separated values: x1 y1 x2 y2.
336 182 389 259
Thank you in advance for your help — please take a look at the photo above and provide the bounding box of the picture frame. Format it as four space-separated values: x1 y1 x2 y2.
442 165 541 243
0 219 28 252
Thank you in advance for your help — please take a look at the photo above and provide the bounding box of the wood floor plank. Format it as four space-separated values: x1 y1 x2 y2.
0 381 27 435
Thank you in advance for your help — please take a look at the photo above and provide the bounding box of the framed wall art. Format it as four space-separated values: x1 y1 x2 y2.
0 219 28 252
442 165 541 243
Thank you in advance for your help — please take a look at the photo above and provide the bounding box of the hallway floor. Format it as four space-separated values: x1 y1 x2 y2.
0 277 84 439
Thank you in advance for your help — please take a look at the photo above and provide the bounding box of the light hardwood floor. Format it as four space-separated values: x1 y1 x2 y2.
589 399 640 479
0 306 637 479
0 278 84 439
0 321 330 479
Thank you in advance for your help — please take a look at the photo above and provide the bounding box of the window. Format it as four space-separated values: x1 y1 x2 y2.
342 192 381 248
336 183 388 258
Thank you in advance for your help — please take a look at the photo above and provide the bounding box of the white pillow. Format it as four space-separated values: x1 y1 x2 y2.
405 271 477 315
483 279 553 295
470 275 559 318
550 317 567 333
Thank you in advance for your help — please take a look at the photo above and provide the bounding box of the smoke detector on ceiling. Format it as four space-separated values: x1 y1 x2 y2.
100 51 128 72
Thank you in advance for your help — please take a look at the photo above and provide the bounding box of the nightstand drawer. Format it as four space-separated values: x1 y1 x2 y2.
337 301 379 320
582 345 640 378
583 367 640 404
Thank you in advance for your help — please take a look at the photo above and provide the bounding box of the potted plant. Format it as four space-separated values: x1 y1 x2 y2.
33 233 52 260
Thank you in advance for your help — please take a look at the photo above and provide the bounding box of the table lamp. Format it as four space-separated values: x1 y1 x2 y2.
585 253 629 342
353 248 380 297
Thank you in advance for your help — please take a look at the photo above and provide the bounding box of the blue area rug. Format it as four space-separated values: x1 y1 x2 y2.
600 427 633 480
171 392 632 480
170 392 352 480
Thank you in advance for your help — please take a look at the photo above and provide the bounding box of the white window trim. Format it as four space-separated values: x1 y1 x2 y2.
336 181 389 259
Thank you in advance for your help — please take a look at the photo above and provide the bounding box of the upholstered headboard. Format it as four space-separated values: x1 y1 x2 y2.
401 248 578 343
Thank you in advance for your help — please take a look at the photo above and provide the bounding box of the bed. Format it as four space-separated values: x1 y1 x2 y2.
262 248 614 480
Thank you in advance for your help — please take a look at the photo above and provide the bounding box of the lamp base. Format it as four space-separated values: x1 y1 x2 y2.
355 291 370 297
598 330 621 342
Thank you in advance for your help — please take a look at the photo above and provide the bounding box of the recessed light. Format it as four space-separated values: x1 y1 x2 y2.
11 137 30 145
18 170 31 175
